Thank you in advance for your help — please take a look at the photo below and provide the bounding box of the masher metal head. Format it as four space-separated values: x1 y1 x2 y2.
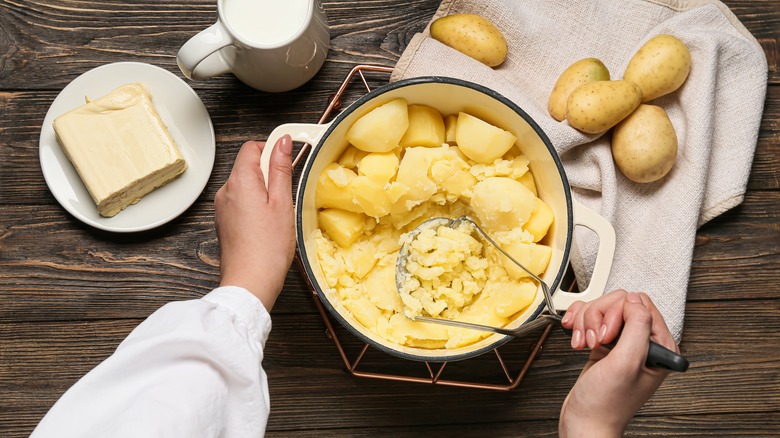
395 216 560 338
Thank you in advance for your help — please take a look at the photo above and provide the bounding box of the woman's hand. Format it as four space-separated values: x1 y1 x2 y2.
214 136 295 311
558 290 679 437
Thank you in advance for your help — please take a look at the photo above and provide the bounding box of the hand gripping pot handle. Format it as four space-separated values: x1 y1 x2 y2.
552 199 616 310
260 122 331 188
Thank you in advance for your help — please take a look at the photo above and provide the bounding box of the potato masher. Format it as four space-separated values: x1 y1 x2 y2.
395 216 689 372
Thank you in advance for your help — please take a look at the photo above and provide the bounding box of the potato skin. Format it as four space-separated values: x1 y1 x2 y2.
624 34 691 102
566 80 642 134
612 104 678 183
548 58 610 121
430 13 508 67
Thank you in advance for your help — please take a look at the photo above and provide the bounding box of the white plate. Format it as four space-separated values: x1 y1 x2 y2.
39 62 215 232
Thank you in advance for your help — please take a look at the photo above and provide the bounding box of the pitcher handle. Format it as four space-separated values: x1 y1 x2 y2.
177 21 233 80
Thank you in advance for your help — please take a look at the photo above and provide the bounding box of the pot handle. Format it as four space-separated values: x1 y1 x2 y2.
552 199 616 310
259 122 331 189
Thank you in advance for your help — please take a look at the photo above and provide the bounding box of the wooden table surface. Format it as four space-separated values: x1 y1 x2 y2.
1 1 778 436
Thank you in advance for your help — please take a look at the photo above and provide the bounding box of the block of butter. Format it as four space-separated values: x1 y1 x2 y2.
53 83 187 217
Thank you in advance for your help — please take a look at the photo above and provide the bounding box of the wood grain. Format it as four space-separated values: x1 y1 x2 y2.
1 0 778 437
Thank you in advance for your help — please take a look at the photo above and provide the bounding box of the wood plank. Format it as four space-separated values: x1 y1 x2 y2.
1 298 777 436
0 0 432 91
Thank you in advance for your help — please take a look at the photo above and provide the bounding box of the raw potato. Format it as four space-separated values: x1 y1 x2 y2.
455 112 517 163
430 13 508 67
624 34 691 102
400 104 445 147
548 58 610 121
612 104 678 183
566 80 642 134
345 98 409 152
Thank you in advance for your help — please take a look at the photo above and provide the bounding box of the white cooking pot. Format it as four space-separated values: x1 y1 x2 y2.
260 77 615 362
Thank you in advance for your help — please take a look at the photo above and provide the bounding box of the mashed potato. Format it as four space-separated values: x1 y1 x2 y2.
314 104 554 349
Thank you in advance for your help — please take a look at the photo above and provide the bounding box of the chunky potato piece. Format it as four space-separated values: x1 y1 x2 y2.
344 297 383 330
352 176 393 218
318 208 367 247
338 145 369 169
517 171 537 196
357 152 399 184
388 313 448 348
443 114 458 145
346 98 409 152
455 112 517 163
364 261 402 312
392 146 446 211
400 104 445 147
500 241 552 280
474 280 536 318
523 198 554 242
315 163 362 213
470 177 536 231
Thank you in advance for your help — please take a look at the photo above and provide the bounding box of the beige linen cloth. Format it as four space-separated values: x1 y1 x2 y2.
390 0 767 341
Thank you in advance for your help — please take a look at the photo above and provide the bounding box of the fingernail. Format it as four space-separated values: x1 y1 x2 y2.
571 330 582 349
586 329 597 349
279 135 293 155
598 324 607 342
561 311 572 325
626 292 642 303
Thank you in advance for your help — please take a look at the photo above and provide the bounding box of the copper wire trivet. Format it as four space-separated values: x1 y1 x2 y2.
292 65 573 391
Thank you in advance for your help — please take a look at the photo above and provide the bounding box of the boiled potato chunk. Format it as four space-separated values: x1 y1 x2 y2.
392 146 446 211
548 58 610 121
624 34 691 102
517 171 537 196
357 152 399 184
388 313 449 347
400 104 445 147
566 80 642 134
315 163 362 213
455 112 517 164
612 104 678 183
342 242 378 279
344 297 383 330
477 280 536 317
318 208 367 247
523 198 554 242
364 262 402 312
346 98 409 152
501 241 552 280
471 177 536 231
352 176 393 218
337 145 369 169
443 114 458 145
430 13 507 67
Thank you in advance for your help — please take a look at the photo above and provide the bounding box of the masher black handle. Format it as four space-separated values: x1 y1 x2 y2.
561 327 689 372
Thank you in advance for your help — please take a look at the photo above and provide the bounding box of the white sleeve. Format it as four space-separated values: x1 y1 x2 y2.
30 286 272 438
